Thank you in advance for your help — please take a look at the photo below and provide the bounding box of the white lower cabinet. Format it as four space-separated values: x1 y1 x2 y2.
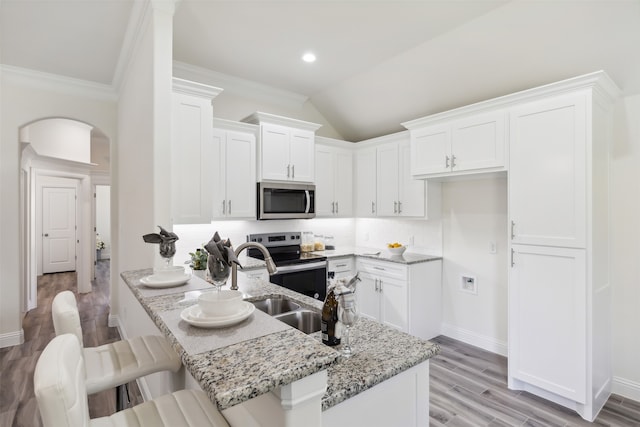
509 245 586 403
328 256 354 281
356 258 442 340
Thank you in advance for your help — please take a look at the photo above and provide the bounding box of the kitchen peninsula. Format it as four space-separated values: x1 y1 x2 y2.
121 268 439 427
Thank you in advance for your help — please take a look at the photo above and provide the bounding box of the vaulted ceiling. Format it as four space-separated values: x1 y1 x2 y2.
2 0 639 141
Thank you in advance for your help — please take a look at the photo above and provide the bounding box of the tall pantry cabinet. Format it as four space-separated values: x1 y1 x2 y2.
508 73 619 421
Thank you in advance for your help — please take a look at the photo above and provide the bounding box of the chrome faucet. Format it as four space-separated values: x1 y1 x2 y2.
230 242 278 290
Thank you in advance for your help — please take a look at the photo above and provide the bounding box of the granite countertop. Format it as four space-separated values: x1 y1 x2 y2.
121 269 439 412
319 246 443 265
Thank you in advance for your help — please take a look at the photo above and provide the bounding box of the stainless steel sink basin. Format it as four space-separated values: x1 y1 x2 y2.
250 297 300 315
274 310 322 334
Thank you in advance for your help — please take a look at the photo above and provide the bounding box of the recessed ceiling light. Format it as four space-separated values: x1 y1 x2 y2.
302 52 316 63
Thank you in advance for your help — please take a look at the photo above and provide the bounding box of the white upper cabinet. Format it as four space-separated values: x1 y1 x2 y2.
171 78 222 224
212 119 258 219
354 146 377 217
404 110 506 179
315 139 353 217
509 93 586 248
376 137 426 217
242 112 321 183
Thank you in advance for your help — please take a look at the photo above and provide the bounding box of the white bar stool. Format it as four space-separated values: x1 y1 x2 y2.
35 334 230 427
51 290 182 410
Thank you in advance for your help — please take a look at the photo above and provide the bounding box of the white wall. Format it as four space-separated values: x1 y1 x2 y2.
610 93 640 399
440 177 508 355
22 118 92 163
0 68 117 347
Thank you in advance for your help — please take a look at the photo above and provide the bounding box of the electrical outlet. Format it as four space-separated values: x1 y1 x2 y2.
489 241 497 254
461 275 477 295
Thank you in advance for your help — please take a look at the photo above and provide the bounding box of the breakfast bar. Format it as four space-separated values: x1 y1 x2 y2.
120 268 439 427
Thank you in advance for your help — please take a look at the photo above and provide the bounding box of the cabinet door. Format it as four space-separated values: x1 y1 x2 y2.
379 277 408 332
334 150 353 216
509 93 587 248
314 146 335 217
289 129 314 182
410 123 450 176
376 142 399 216
398 140 425 217
171 92 213 224
451 111 505 172
357 272 380 322
354 147 377 217
225 131 256 218
509 244 586 403
261 124 290 181
211 129 226 218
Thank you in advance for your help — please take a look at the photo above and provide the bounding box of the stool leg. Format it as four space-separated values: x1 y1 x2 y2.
116 383 130 411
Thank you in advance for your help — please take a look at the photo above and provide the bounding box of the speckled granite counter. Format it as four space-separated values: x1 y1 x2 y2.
120 269 439 412
319 246 442 265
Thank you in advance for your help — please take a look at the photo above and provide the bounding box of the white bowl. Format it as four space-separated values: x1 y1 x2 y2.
154 265 185 278
387 245 406 256
198 290 244 317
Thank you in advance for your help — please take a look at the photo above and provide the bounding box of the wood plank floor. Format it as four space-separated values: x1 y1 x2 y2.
0 260 142 427
429 335 640 426
1 262 639 426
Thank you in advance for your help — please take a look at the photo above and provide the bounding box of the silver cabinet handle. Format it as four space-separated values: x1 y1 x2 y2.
336 263 347 268
394 201 398 214
335 201 338 214
451 154 457 168
371 201 375 214
398 201 402 214
292 164 295 179
379 279 383 292
222 200 226 215
228 200 231 215
332 202 335 214
511 248 515 267
373 266 385 271
44 233 49 237
446 155 450 168
511 221 516 239
287 164 290 178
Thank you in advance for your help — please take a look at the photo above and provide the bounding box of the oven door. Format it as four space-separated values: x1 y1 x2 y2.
269 261 327 300
258 182 315 220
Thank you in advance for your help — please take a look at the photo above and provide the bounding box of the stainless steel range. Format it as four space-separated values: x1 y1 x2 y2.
246 232 327 300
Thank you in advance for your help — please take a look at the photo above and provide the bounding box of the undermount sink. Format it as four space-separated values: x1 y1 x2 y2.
250 296 301 315
274 310 322 334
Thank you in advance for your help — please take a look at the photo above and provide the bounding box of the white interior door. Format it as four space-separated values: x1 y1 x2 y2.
42 187 77 273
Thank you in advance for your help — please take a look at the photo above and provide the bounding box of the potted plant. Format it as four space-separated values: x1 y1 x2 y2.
189 246 208 278
96 233 105 260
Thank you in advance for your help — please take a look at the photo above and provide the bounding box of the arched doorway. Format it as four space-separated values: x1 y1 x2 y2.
19 117 111 311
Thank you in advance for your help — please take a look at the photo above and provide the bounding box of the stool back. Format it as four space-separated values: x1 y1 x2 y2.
52 291 84 346
34 334 90 427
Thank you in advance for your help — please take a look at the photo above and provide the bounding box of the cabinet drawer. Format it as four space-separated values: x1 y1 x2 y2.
356 259 407 281
328 257 354 273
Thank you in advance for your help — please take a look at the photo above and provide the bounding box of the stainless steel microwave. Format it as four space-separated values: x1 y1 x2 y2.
257 182 315 220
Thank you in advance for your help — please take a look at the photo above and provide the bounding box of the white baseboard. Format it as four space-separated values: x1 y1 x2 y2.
613 376 640 402
108 313 152 402
440 323 508 356
0 329 25 348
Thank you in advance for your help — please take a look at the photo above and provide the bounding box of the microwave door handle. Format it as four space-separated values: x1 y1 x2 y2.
305 190 310 213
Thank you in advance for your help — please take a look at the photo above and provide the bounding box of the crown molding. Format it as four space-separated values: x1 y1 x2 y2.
241 111 322 132
173 61 309 109
0 64 117 101
402 70 621 129
112 0 151 92
212 118 259 135
172 77 223 100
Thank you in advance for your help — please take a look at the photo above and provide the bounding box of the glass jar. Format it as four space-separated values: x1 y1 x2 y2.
324 235 335 250
314 234 325 251
301 231 314 252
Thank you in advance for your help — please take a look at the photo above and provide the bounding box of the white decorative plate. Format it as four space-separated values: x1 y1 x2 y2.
140 273 191 288
180 302 255 328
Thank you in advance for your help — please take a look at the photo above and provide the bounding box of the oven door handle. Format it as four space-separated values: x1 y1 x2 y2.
305 190 311 214
274 261 326 273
